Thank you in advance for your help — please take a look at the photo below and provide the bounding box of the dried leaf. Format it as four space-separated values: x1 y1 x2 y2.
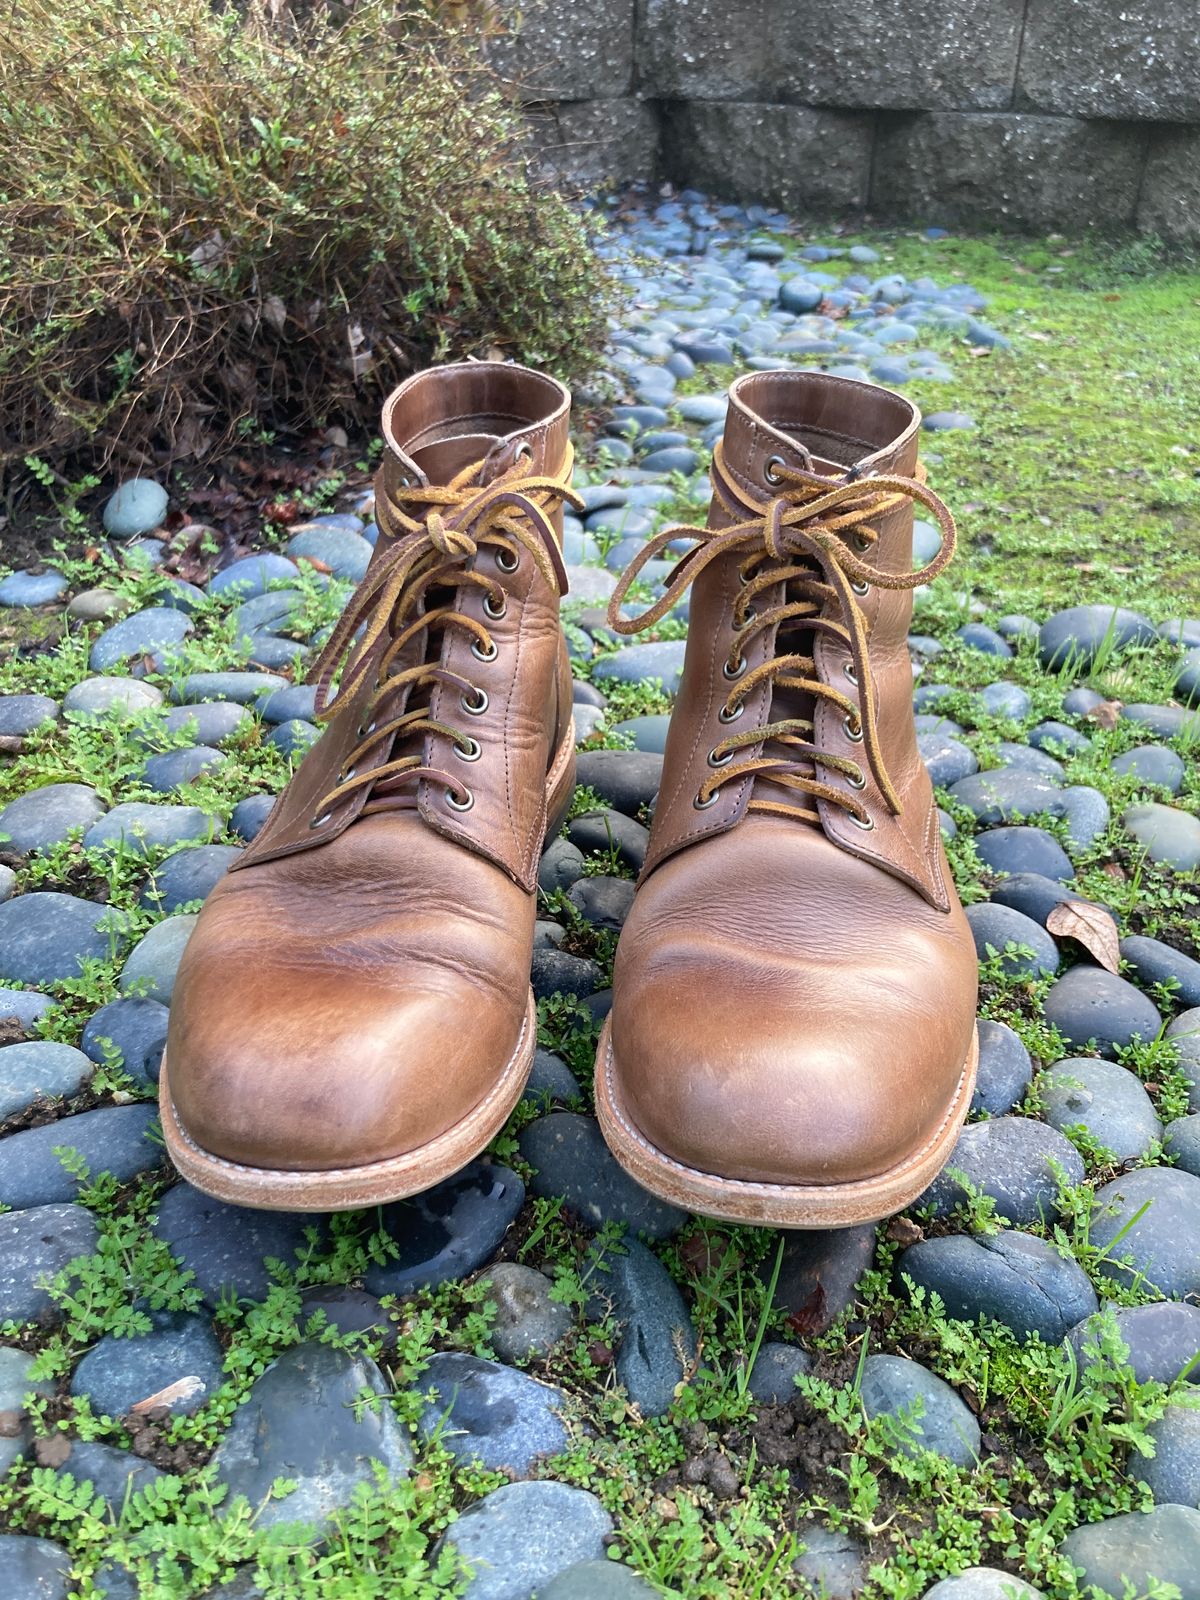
887 1215 924 1247
1047 900 1121 974
1084 699 1123 730
33 1433 72 1467
131 1376 206 1413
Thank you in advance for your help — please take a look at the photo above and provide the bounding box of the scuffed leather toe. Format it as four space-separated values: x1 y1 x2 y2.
167 817 532 1173
609 820 977 1188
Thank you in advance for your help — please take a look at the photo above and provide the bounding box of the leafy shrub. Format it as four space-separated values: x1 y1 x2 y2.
0 0 610 474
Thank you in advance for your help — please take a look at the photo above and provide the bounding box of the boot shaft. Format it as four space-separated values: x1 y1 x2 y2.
237 361 578 889
621 370 956 908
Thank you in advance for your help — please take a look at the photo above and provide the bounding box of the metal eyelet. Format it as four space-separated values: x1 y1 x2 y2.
310 811 332 829
694 790 721 810
848 810 875 831
513 441 534 463
471 637 499 663
708 745 734 768
847 766 867 791
483 593 507 620
843 714 863 744
445 786 474 812
461 688 489 716
851 579 871 597
851 531 873 553
718 700 745 724
496 548 520 573
723 655 748 681
342 765 357 782
454 737 482 762
764 454 786 486
843 662 857 684
358 717 378 738
735 606 758 630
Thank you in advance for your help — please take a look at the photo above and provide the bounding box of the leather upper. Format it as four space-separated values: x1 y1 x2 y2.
166 362 576 1172
606 371 978 1190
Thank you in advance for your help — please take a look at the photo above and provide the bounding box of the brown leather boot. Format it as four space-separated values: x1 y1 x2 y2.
595 371 979 1228
161 362 581 1210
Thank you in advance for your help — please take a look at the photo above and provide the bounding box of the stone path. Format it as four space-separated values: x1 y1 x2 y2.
0 191 1199 1596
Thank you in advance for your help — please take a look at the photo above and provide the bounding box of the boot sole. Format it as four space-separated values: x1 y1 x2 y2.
158 726 577 1212
594 1019 979 1229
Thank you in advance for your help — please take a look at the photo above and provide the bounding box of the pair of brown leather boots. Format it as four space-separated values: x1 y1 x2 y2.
160 361 978 1228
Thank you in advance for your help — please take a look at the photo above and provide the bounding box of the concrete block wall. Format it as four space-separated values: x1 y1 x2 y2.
490 0 1200 238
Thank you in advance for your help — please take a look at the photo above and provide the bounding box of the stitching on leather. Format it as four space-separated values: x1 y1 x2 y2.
602 1028 975 1197
165 1006 532 1182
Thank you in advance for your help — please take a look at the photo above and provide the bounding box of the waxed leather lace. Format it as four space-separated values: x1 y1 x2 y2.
606 442 956 826
305 451 583 820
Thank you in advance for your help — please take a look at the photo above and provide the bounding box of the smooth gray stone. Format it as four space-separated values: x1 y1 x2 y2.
0 782 106 855
568 810 650 873
1028 719 1090 756
539 837 586 893
520 1112 686 1240
0 1535 71 1599
153 1183 317 1305
364 1161 524 1298
747 1341 812 1404
1113 744 1185 794
90 607 191 672
575 751 663 816
1124 802 1200 870
414 1353 569 1475
919 733 978 788
897 1231 1098 1344
567 875 635 931
792 1521 870 1598
1060 1505 1200 1599
162 701 251 748
1168 1008 1200 1113
50 1439 169 1511
531 949 601 1000
974 826 1075 882
989 872 1113 933
1060 784 1110 850
1067 1301 1200 1386
72 1309 224 1417
1166 1114 1200 1177
0 1104 161 1210
965 903 1058 978
920 1116 1084 1225
1042 966 1162 1058
859 1354 980 1467
948 770 1066 825
171 672 287 705
1121 934 1200 1008
0 1041 92 1118
119 914 198 1002
537 1560 658 1599
522 1049 581 1107
85 802 217 857
923 1570 1045 1600
1091 1167 1200 1297
208 553 300 598
768 1224 877 1336
0 693 59 736
0 989 53 1029
1137 1404 1200 1506
103 478 168 537
972 1019 1033 1116
0 1348 55 1475
63 677 164 718
0 1204 99 1324
81 997 169 1084
483 1262 572 1361
141 844 242 912
0 865 13 903
592 640 686 694
1041 1058 1162 1163
1038 605 1157 670
141 744 225 792
0 892 122 985
587 1236 697 1418
231 794 275 843
435 1481 613 1600
212 1343 412 1531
